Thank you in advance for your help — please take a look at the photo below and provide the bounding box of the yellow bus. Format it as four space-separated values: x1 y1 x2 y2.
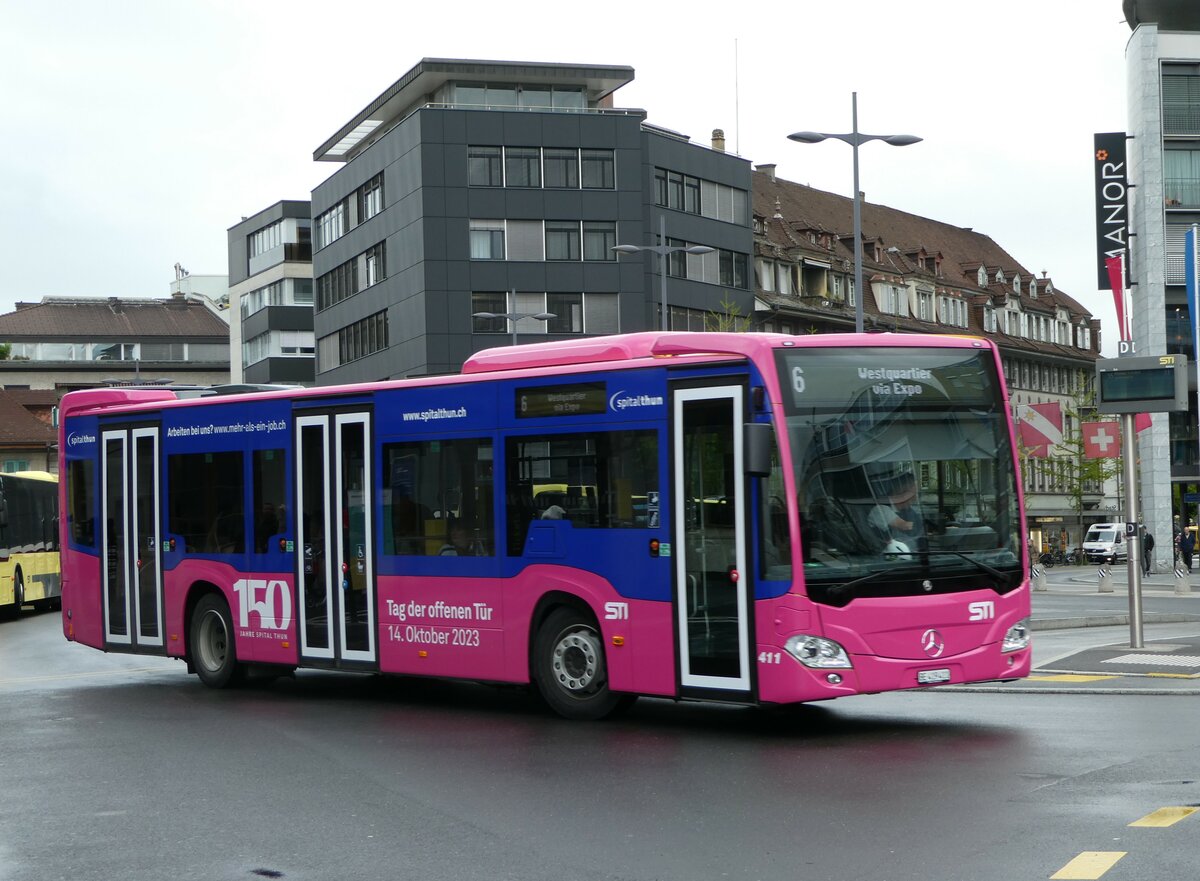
0 471 60 618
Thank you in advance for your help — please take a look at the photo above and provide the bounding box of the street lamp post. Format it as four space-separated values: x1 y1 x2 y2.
471 309 556 346
613 216 715 332
788 93 921 334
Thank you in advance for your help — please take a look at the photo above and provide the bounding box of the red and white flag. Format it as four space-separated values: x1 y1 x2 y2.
1019 402 1063 458
1082 421 1121 459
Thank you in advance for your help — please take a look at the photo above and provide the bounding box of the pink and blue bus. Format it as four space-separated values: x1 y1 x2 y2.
58 332 1031 719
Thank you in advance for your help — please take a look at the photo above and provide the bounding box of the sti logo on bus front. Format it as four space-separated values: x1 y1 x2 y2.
232 579 292 631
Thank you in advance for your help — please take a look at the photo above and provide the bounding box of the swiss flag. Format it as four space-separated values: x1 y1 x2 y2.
1083 421 1121 459
1019 402 1063 458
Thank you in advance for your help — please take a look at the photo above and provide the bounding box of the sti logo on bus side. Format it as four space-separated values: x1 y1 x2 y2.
232 579 292 631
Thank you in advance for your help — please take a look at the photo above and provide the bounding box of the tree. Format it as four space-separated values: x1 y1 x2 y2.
1052 386 1123 550
704 294 751 333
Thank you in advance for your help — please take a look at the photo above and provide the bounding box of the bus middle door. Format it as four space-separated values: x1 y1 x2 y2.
294 410 377 669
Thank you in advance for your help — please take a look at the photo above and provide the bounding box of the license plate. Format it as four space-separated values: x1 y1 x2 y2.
917 668 951 685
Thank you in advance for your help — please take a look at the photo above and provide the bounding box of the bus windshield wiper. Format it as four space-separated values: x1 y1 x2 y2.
921 550 1009 581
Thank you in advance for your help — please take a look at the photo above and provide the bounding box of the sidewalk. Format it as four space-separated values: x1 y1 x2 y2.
950 567 1200 694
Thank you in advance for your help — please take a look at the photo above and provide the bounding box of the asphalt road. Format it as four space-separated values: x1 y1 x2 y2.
3 608 1199 881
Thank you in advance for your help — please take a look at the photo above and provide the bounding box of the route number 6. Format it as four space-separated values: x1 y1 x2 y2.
792 366 805 394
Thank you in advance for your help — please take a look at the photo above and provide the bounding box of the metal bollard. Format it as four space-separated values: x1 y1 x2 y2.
1098 562 1113 593
1176 565 1191 596
1031 564 1046 592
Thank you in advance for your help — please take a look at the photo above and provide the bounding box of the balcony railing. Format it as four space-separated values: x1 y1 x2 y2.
1164 178 1200 207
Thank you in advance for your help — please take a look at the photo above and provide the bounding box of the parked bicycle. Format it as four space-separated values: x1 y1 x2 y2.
1039 548 1080 567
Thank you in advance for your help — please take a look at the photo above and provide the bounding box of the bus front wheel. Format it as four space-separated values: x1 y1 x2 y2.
11 571 23 619
533 607 633 720
190 593 242 688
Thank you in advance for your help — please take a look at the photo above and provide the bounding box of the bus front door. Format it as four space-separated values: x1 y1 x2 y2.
295 411 377 668
100 426 164 651
673 385 751 695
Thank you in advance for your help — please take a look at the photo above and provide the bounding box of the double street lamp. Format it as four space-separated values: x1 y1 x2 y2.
788 92 921 334
612 217 714 332
472 309 556 347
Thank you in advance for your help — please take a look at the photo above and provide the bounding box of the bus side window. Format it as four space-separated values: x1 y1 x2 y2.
381 438 494 557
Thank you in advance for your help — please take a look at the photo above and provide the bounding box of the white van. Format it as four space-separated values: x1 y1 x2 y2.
1083 523 1127 563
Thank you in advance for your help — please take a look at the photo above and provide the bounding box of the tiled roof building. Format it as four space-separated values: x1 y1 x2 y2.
0 295 231 393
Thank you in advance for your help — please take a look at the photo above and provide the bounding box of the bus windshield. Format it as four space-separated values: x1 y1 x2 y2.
776 346 1023 607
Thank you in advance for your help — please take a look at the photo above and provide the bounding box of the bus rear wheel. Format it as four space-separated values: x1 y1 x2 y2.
533 607 633 720
190 593 242 688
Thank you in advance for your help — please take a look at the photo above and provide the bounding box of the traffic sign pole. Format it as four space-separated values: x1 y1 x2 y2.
1122 412 1144 649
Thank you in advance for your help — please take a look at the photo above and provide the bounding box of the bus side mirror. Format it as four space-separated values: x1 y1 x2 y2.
744 422 772 478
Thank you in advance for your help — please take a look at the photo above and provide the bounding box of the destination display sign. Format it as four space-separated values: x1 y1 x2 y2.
516 382 607 418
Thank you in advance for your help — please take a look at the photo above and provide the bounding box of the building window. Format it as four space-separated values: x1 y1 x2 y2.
359 174 383 221
362 241 386 288
580 221 615 261
581 149 615 189
317 310 388 372
316 257 358 311
315 201 346 250
471 292 507 333
470 220 505 260
547 293 583 332
468 146 503 187
917 291 933 321
505 147 541 188
544 148 579 188
1163 74 1200 136
3 460 30 473
505 220 544 261
984 306 996 333
249 220 282 258
545 221 581 261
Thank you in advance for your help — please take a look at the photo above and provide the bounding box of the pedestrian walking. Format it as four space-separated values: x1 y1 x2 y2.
1182 528 1195 571
1143 528 1155 575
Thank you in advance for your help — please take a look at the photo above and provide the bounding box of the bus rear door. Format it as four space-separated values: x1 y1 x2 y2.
100 425 164 651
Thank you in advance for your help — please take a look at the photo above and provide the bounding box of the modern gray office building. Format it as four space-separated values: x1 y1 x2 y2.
310 58 753 383
227 200 315 385
1124 0 1200 553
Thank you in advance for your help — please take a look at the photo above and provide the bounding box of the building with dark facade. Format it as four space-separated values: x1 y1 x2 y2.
227 200 315 384
310 58 752 383
1124 0 1200 564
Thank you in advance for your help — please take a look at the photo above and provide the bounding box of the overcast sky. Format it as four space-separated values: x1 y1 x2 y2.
0 0 1134 353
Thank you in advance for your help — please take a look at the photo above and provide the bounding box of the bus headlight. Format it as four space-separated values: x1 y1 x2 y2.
785 635 852 669
1002 618 1031 652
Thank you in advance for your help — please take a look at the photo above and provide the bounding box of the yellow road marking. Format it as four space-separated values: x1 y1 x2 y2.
1145 672 1200 679
1050 851 1126 879
1129 806 1198 827
1028 674 1117 682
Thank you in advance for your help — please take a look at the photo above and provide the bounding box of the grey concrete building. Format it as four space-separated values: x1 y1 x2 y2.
1124 0 1200 566
310 58 753 383
227 200 315 385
